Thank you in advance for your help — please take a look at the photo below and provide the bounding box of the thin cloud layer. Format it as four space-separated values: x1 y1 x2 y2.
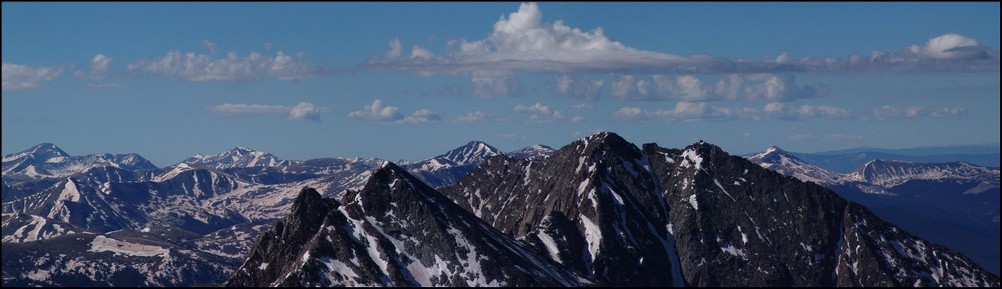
128 49 321 82
613 102 851 122
2 63 63 91
208 102 331 122
453 111 493 123
872 105 969 120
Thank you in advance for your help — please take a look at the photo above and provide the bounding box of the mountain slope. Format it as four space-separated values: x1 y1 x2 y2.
226 165 584 287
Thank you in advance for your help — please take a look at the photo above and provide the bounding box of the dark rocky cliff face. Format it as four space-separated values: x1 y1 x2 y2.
226 163 583 287
441 132 998 286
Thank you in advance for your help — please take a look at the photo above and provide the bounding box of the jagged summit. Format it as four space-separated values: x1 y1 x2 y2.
227 160 583 287
436 140 505 166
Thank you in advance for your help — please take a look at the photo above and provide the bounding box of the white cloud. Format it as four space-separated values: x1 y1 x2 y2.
613 101 851 122
2 63 63 91
348 99 437 124
872 105 968 120
387 38 402 58
410 45 434 60
612 107 644 120
347 99 403 122
288 102 331 122
513 102 570 123
402 108 441 123
908 33 982 60
569 116 585 122
454 110 492 123
611 73 827 102
208 102 331 122
789 134 816 141
128 49 320 82
762 102 851 120
570 102 593 110
203 39 218 54
367 2 997 77
89 54 113 78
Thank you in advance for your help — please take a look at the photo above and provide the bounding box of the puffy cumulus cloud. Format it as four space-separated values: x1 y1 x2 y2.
556 74 604 100
348 99 438 124
128 49 321 82
347 99 403 122
402 109 441 123
208 102 331 122
611 73 827 102
367 2 997 79
871 105 968 120
410 46 434 60
288 102 331 122
614 101 851 122
513 102 575 123
2 63 63 91
453 110 493 123
907 34 985 60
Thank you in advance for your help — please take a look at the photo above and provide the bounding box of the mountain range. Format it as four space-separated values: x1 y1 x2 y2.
749 146 1000 275
3 134 999 286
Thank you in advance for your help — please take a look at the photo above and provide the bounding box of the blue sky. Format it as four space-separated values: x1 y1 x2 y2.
2 2 999 167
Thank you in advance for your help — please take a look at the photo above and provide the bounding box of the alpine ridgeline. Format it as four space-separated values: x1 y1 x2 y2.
225 164 584 287
228 132 999 286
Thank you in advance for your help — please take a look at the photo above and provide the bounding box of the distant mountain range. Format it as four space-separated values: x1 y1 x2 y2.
1 141 551 286
751 144 1000 173
3 136 998 286
749 146 1000 275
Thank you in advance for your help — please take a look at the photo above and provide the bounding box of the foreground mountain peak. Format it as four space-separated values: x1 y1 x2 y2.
227 161 584 287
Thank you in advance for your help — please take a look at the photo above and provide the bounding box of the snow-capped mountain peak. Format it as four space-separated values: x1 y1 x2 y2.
437 140 504 166
182 146 286 169
508 144 556 160
747 146 843 186
401 141 506 188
